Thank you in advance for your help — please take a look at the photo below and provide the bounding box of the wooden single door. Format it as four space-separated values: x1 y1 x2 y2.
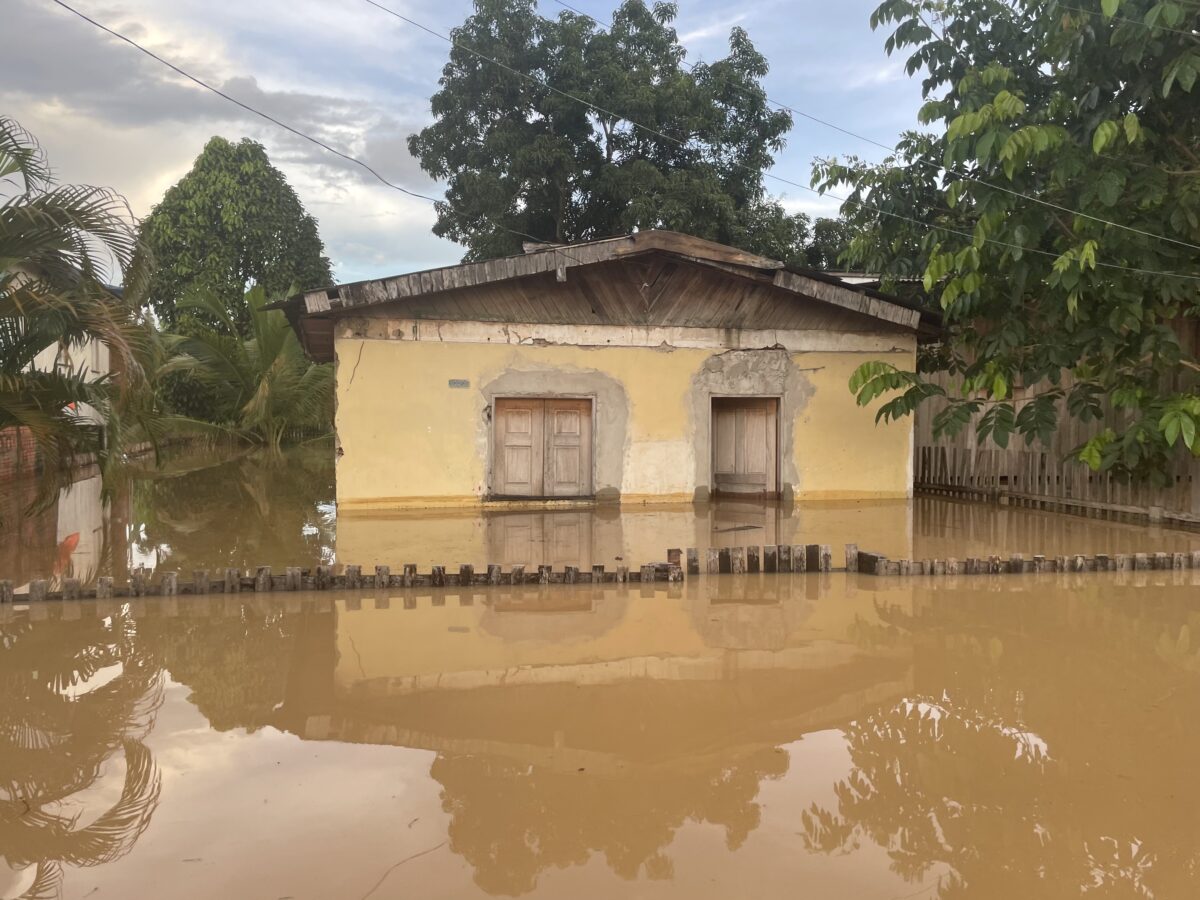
493 398 592 498
712 398 778 496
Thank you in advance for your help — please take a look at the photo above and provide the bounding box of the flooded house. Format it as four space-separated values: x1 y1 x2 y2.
277 231 933 511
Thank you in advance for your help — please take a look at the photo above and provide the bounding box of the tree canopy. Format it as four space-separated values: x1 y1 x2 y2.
138 136 332 337
815 0 1200 480
408 0 813 262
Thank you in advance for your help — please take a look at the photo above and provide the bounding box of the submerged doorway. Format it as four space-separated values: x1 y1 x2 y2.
493 398 593 498
712 397 779 497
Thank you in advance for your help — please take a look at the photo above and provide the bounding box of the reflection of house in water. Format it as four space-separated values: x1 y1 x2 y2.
267 583 912 895
336 497 916 571
0 466 112 591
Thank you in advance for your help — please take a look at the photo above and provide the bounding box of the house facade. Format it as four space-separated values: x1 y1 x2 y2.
280 231 928 511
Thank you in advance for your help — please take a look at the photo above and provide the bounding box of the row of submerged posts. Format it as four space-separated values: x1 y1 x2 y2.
4 542 1199 603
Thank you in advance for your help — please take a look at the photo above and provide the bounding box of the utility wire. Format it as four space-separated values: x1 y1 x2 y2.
361 0 1200 282
48 0 1200 284
551 0 1200 254
47 0 594 265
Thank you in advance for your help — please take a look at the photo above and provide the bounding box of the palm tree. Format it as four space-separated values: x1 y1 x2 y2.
161 285 333 448
0 612 163 899
0 116 156 508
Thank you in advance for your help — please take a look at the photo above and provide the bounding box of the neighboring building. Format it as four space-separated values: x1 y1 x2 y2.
278 231 935 511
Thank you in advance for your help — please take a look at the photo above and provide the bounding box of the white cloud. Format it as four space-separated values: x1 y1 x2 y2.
678 12 747 45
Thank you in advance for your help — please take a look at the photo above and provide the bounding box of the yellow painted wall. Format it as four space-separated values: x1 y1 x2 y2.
334 336 915 509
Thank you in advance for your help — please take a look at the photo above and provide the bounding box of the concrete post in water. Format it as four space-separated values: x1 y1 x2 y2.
432 566 447 587
1172 552 1185 570
0 581 12 603
706 548 720 575
537 565 551 584
616 565 629 584
1134 553 1149 571
945 558 959 575
793 546 807 573
898 560 911 576
640 564 656 583
97 577 113 599
746 546 760 574
224 568 241 593
489 564 503 585
778 545 792 572
162 572 178 596
1094 554 1109 572
510 564 525 585
63 578 80 601
255 567 272 592
315 565 332 590
730 546 746 575
1190 550 1200 569
374 565 390 589
1114 554 1129 571
131 567 147 597
933 559 946 576
845 544 858 573
564 566 578 584
194 570 210 594
1153 552 1169 570
686 548 700 576
763 545 778 573
1054 556 1067 573
1071 555 1085 573
403 564 417 587
284 567 302 591
819 545 832 572
460 564 474 585
667 564 683 582
345 565 362 589
29 580 48 602
1033 555 1046 573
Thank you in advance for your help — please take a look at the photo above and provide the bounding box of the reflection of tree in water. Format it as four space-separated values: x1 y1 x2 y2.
0 612 163 899
130 442 335 574
802 590 1200 899
433 746 788 896
138 602 300 733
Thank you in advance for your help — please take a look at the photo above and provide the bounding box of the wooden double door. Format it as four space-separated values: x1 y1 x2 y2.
493 398 593 498
712 397 779 496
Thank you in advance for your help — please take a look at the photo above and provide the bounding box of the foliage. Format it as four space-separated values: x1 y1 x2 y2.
0 116 189 510
138 136 331 338
814 0 1200 480
409 0 813 262
160 286 333 447
0 611 164 895
804 216 859 269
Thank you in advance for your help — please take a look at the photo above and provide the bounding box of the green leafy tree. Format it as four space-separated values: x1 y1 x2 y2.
139 137 332 336
813 0 1200 480
0 116 177 509
160 286 334 448
409 0 804 261
804 216 859 269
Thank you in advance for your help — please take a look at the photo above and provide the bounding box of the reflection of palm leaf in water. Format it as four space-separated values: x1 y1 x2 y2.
0 612 164 896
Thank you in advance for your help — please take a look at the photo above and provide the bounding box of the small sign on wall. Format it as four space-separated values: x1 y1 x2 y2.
448 379 470 389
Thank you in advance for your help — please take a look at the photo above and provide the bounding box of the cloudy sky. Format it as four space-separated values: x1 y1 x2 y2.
6 0 926 284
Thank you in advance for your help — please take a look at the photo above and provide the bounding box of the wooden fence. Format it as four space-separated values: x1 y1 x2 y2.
914 372 1200 526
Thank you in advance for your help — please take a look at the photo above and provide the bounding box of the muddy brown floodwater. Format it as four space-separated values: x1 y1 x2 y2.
3 447 1200 899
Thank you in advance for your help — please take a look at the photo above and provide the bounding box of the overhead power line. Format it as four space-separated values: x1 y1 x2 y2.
49 0 1200 284
551 0 1200 255
46 0 594 263
360 0 1200 282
